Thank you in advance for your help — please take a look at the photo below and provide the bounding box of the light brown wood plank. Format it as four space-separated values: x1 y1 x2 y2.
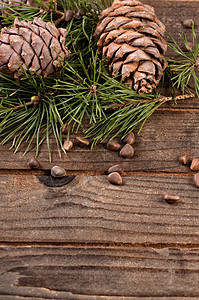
1 245 199 298
0 173 199 244
1 109 199 172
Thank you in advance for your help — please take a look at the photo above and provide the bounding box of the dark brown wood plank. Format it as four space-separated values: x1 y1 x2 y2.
1 109 199 172
0 173 199 244
1 245 199 298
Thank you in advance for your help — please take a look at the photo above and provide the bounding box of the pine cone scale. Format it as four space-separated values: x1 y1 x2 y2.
19 28 32 44
114 31 143 44
94 17 115 39
138 61 156 75
95 0 167 93
0 44 12 66
39 28 52 48
0 18 70 78
105 17 130 32
113 44 137 62
0 33 9 44
8 52 24 73
46 22 60 39
21 44 34 66
10 34 24 55
104 30 125 46
40 45 51 70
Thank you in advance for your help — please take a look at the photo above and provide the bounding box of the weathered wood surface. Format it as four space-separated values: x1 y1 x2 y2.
1 0 199 298
144 0 199 42
0 109 199 172
1 245 199 298
1 173 199 244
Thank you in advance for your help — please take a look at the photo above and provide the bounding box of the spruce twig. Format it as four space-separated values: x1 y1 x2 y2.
0 0 199 159
166 25 199 96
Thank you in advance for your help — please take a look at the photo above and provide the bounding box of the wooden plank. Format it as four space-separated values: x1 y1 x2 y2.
0 173 199 244
1 245 199 298
1 109 199 172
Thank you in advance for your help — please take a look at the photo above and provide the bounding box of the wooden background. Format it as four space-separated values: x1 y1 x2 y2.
1 0 199 298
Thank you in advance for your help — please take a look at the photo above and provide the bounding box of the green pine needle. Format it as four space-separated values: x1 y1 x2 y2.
166 25 199 96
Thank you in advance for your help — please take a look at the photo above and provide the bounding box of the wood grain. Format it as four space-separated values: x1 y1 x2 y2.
1 109 199 172
0 173 199 244
1 245 199 298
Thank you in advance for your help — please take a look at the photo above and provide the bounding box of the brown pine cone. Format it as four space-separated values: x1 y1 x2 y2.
0 17 70 78
94 0 168 94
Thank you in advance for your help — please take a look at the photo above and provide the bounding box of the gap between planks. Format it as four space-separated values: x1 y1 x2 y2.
0 169 194 176
1 241 199 249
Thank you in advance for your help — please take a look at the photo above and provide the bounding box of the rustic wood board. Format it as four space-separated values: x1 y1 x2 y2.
1 245 199 298
0 109 199 172
1 0 199 298
0 173 198 244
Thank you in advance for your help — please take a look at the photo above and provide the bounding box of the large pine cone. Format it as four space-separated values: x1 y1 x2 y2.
94 0 168 94
0 17 70 78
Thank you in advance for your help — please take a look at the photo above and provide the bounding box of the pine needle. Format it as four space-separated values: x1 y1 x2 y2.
166 25 199 96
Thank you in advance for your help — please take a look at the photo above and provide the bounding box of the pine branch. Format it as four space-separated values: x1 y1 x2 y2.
0 0 198 160
0 0 50 26
0 72 64 161
166 26 199 96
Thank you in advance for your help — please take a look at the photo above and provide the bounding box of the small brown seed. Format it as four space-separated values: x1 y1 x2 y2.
190 158 199 171
179 153 189 165
164 194 181 204
64 10 74 22
120 144 134 158
182 19 194 28
76 137 89 147
107 140 121 151
123 132 135 145
108 164 124 174
108 172 123 185
28 157 40 169
193 173 199 188
51 166 66 178
63 140 73 151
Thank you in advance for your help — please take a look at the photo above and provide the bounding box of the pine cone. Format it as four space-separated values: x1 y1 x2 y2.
94 0 168 94
0 17 70 78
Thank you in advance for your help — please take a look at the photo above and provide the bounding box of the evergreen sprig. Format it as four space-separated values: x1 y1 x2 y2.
0 0 51 25
0 71 65 161
166 26 199 96
0 0 198 160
